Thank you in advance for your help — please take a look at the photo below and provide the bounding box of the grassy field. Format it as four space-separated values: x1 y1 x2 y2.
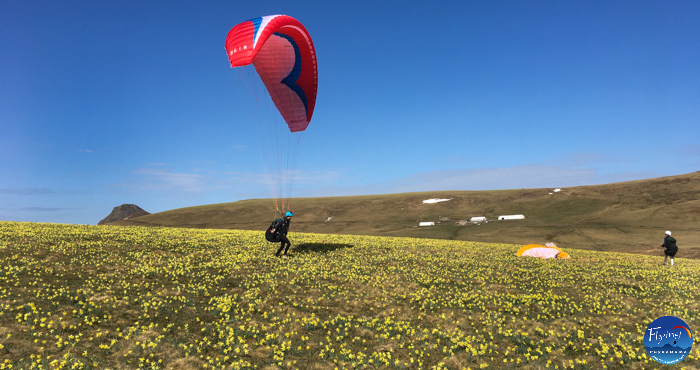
112 172 700 259
1 221 698 369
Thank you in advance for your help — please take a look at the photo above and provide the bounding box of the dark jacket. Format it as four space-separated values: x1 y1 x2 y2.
662 236 678 255
277 217 291 236
265 217 291 242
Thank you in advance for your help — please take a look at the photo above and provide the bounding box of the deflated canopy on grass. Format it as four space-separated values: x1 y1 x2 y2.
517 243 571 259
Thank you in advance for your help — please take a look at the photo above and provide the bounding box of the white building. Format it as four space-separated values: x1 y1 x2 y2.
498 214 525 221
419 222 435 227
470 217 487 223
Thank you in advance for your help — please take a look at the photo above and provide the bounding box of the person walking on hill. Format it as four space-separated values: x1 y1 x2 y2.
659 230 678 266
267 212 294 258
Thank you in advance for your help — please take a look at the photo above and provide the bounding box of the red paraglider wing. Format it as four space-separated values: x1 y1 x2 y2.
225 15 317 132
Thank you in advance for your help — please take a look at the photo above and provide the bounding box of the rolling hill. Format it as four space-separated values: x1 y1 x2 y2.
110 171 700 258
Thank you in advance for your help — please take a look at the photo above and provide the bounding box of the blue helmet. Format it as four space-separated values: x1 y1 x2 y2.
285 211 294 217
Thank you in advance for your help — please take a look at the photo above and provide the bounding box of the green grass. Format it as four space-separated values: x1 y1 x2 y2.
1 221 699 369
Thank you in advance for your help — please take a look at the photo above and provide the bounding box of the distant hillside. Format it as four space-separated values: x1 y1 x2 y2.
111 172 700 258
98 204 149 225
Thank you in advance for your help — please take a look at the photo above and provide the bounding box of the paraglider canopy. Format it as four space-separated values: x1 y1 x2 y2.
516 243 571 259
225 14 318 213
225 15 318 132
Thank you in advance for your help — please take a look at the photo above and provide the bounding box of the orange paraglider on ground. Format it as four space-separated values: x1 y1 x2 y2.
516 243 571 259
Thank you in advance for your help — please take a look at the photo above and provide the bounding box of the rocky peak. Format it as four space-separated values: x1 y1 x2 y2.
98 204 149 225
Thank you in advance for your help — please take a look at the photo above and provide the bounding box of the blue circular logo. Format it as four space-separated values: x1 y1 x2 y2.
645 316 693 365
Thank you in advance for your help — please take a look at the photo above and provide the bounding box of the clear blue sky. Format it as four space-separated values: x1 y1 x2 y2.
2 1 699 224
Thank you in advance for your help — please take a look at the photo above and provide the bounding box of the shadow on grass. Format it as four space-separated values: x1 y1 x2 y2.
293 243 354 255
